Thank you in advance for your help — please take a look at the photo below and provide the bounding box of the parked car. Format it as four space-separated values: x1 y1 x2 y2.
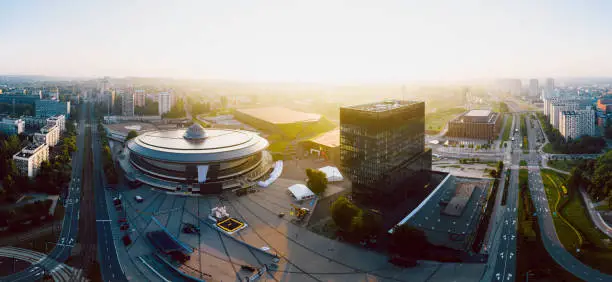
135 195 144 203
122 235 132 246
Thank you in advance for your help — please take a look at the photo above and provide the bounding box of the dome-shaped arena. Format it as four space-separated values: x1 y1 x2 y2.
118 124 273 193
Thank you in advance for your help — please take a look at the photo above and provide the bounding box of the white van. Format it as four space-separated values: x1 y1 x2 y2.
135 195 144 203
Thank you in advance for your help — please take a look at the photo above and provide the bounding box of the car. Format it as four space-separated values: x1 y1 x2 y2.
135 195 144 203
120 223 130 231
122 235 132 246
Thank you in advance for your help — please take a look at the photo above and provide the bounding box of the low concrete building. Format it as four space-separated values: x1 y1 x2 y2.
391 174 491 252
0 118 25 136
13 143 49 178
300 128 340 165
446 110 502 140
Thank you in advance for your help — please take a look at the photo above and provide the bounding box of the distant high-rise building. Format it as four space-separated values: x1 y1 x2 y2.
340 100 431 200
134 89 146 107
529 79 539 97
122 88 135 116
496 79 521 96
545 78 555 97
158 92 172 115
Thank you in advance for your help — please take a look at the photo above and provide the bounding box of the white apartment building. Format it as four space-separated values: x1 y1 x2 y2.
559 109 595 140
13 143 49 178
134 89 146 107
46 115 66 132
545 78 555 98
158 92 173 115
34 124 60 147
551 103 579 129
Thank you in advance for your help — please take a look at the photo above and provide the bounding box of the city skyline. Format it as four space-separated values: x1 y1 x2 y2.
2 0 612 83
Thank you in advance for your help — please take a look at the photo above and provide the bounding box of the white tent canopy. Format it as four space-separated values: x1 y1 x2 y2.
287 184 315 201
318 166 343 182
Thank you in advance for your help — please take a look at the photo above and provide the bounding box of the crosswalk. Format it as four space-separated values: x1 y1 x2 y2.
0 246 86 281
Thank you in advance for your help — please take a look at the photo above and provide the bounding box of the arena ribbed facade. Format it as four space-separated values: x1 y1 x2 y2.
118 124 273 193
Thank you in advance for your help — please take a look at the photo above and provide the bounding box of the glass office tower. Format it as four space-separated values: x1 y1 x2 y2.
340 100 431 199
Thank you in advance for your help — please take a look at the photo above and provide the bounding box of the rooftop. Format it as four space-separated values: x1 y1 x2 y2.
309 128 340 148
104 122 157 135
346 100 420 112
236 107 321 124
128 128 269 163
465 109 492 117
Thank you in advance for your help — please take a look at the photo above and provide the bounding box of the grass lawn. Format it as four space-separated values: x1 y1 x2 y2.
517 168 580 281
595 205 611 211
546 159 583 172
541 169 612 275
542 143 561 154
425 107 465 133
520 160 527 166
501 114 512 142
541 169 581 252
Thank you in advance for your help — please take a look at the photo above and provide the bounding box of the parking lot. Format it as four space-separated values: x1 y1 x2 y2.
109 177 486 282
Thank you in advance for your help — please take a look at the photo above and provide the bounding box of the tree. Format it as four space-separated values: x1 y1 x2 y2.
306 168 328 195
330 196 361 230
126 130 138 141
390 225 428 258
351 211 383 239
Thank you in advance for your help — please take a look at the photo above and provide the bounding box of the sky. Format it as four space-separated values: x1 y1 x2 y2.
1 0 612 83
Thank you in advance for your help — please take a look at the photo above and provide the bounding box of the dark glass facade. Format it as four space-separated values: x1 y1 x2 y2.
340 101 432 197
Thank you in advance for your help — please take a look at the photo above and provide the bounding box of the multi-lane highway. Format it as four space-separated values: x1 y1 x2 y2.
1 103 87 281
486 113 520 282
525 114 612 281
89 103 127 281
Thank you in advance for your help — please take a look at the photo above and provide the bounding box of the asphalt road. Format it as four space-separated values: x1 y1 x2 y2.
526 114 612 281
487 113 520 282
89 103 128 282
0 103 87 281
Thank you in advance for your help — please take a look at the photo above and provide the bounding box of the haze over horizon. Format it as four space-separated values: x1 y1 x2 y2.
2 0 612 83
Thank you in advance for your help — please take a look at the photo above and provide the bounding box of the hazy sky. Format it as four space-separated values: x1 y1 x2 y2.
1 0 612 83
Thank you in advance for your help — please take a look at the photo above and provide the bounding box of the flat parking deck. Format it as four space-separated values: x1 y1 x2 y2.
112 178 485 282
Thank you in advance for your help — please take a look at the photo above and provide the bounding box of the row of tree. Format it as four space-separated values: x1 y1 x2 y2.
0 199 53 231
162 98 186 118
536 113 605 154
568 151 612 204
134 98 159 116
98 123 118 184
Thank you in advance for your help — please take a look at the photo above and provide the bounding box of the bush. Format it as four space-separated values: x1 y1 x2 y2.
330 196 360 231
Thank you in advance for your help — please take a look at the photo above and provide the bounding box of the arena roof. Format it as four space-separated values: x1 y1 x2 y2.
104 122 157 135
236 107 321 124
309 128 339 148
465 109 491 117
127 127 269 163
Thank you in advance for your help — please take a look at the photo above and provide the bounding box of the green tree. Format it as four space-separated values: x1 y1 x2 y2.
306 168 328 195
330 196 361 230
125 130 138 141
351 211 383 239
390 225 428 258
